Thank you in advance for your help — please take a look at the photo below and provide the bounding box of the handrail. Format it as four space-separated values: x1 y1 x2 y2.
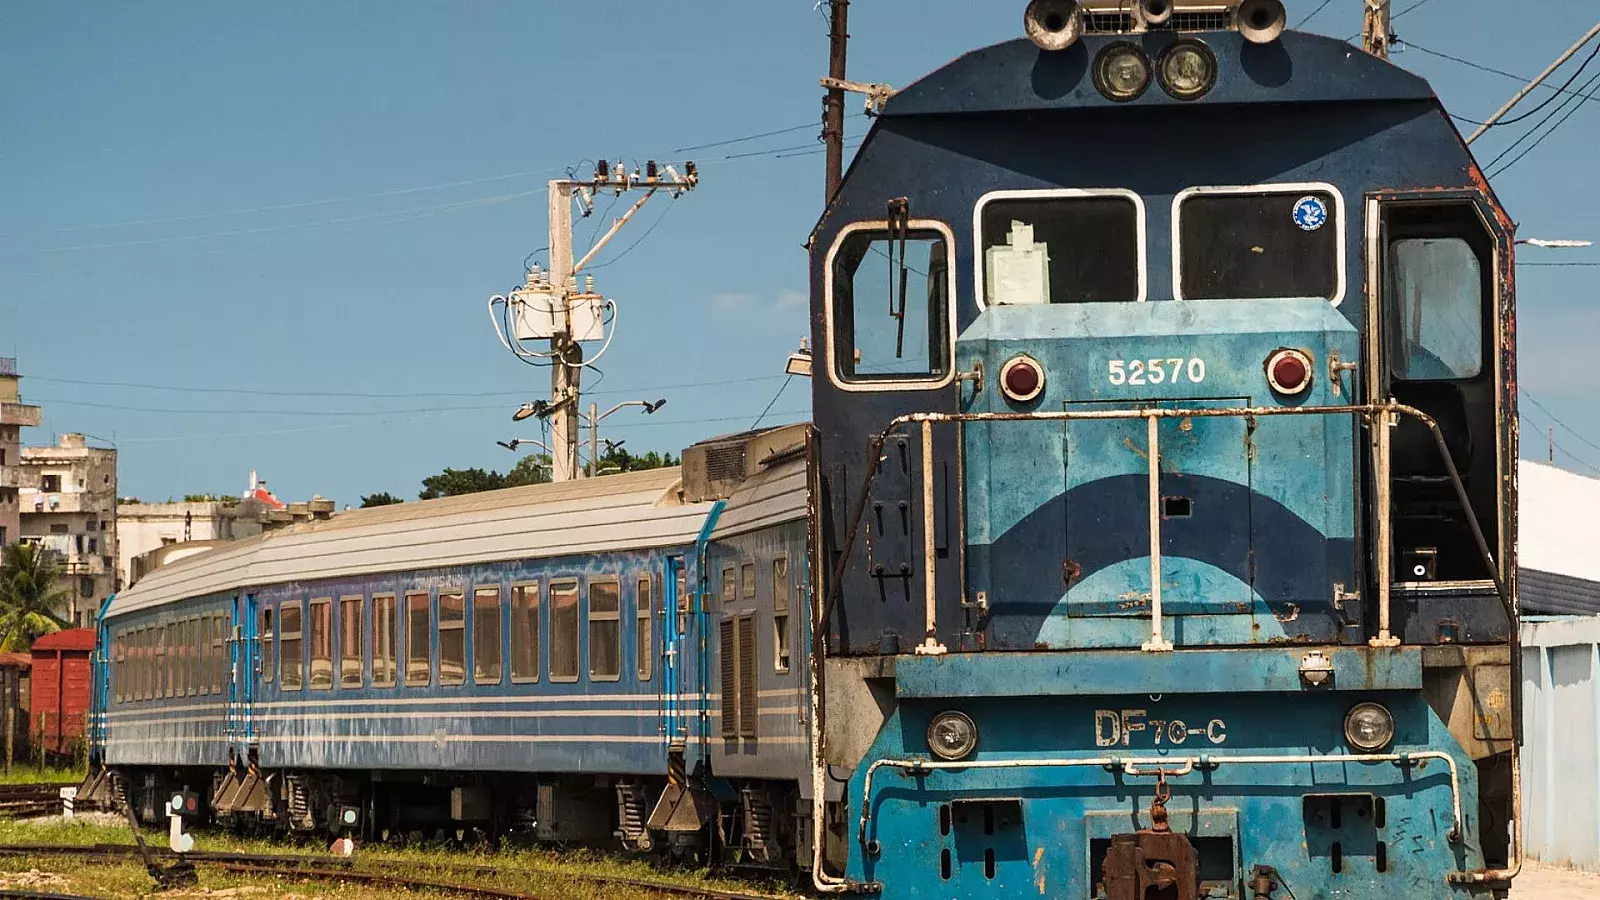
809 400 1521 889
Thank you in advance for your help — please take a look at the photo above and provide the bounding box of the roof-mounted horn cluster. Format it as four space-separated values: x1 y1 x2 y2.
1024 0 1285 50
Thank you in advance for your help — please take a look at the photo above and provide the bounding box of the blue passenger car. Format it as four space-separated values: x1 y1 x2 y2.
89 431 816 862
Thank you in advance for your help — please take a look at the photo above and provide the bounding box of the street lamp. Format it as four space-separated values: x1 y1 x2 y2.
1517 238 1592 248
583 399 667 477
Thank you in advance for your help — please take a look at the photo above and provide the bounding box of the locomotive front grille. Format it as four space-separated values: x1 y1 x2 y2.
1081 11 1235 34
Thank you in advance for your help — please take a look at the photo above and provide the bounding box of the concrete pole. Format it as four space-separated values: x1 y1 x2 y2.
547 181 582 483
1363 0 1392 59
589 402 599 479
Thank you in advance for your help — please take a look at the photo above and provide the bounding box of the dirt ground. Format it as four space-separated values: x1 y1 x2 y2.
1508 861 1600 900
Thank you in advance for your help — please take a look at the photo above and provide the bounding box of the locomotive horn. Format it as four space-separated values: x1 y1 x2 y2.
1135 0 1173 27
1235 0 1287 44
1024 0 1083 51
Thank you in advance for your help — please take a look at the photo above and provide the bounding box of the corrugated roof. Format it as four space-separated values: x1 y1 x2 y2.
1519 460 1600 584
31 629 96 652
105 468 708 619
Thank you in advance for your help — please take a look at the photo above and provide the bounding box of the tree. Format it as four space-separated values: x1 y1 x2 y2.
594 446 679 475
359 492 404 508
507 454 552 487
0 543 73 651
418 468 507 500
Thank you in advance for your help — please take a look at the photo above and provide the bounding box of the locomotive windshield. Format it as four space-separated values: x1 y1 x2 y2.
1178 188 1340 300
979 193 1142 304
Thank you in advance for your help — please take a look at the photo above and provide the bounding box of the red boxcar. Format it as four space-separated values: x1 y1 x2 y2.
31 629 95 757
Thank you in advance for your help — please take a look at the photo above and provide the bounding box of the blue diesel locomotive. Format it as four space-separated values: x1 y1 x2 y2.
85 2 1521 898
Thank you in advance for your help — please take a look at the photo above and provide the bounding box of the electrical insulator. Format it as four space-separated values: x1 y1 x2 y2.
597 160 609 179
585 275 595 293
646 160 658 179
685 161 698 179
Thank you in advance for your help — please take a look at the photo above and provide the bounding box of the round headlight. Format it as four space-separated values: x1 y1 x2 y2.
1093 43 1152 102
1159 40 1217 101
927 711 979 761
1344 702 1395 751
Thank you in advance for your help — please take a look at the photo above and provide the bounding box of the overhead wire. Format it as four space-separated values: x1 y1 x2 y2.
24 371 788 399
1521 390 1600 460
3 113 870 251
1469 36 1600 132
1296 0 1336 28
1486 65 1600 177
1404 40 1599 102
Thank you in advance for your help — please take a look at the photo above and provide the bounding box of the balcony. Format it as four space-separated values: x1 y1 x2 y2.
0 402 40 427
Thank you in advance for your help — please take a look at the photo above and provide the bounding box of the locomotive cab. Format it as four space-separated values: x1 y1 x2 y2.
809 2 1517 897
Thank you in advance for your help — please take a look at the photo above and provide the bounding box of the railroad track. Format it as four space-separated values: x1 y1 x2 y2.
0 843 785 900
0 784 78 820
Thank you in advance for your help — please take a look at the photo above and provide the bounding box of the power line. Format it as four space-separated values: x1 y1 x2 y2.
750 375 795 430
1520 261 1600 267
2 114 868 244
102 408 812 445
1519 413 1600 477
1296 0 1336 28
3 189 542 256
1522 390 1600 458
1487 66 1600 177
1404 40 1600 103
1472 37 1600 132
24 371 789 399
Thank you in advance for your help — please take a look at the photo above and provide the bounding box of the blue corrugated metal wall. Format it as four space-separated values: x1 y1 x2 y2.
1521 615 1600 872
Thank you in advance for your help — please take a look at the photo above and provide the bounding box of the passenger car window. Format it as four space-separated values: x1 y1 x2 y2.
473 586 502 684
339 595 363 689
511 582 540 682
260 609 274 685
830 227 952 382
1388 237 1483 380
405 592 431 686
589 580 621 681
279 601 303 690
308 598 332 690
980 194 1142 304
773 557 791 674
1178 189 1339 301
636 575 652 682
549 580 580 682
371 594 397 687
438 589 465 686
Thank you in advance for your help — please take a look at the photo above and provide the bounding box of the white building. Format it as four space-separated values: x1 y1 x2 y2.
18 433 118 625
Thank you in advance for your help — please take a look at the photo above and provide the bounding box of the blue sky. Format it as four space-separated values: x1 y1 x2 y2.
2 1 1597 503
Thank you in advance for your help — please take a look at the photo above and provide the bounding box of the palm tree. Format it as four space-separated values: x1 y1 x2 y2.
0 543 73 651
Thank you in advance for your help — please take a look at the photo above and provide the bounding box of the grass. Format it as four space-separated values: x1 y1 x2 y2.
0 764 83 785
0 815 796 900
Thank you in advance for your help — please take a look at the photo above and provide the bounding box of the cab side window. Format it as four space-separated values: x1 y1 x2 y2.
830 225 953 383
1388 238 1483 381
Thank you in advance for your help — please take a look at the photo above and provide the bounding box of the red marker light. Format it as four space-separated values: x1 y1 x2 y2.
1000 355 1045 403
1266 349 1313 395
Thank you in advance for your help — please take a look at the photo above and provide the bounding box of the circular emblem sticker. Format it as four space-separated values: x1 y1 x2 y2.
1293 195 1329 232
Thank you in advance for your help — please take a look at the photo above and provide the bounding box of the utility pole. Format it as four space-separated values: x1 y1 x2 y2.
823 0 849 201
495 162 697 482
546 180 582 483
1362 0 1392 59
